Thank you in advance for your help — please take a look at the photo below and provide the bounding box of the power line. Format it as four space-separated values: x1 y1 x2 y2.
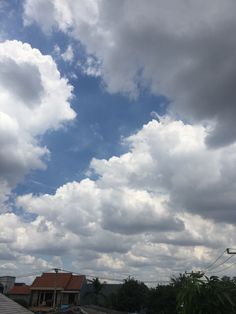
207 248 236 275
13 267 172 285
208 261 236 275
58 268 131 283
60 268 170 284
203 249 226 272
205 255 234 273
15 269 52 279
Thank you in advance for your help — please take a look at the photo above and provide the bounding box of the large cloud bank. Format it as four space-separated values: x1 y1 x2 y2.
0 39 76 276
24 0 236 147
1 118 235 279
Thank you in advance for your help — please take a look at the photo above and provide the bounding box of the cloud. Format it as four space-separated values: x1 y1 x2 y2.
24 0 236 146
78 55 101 77
99 188 183 234
23 0 57 33
91 118 236 224
17 177 184 238
8 118 236 278
61 45 74 63
0 58 44 106
0 40 76 208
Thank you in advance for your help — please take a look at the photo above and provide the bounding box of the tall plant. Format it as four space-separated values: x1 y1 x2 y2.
176 272 236 314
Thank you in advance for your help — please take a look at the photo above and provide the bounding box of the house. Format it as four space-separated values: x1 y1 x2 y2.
30 272 87 308
8 284 31 306
0 276 16 294
0 293 33 314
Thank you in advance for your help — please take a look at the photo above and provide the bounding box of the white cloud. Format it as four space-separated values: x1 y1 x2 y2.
53 44 61 56
78 55 101 77
17 177 183 237
0 40 76 209
61 45 74 63
91 118 236 224
10 118 236 278
24 0 236 146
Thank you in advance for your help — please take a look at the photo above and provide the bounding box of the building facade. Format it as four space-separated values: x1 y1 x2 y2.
30 272 86 308
0 276 16 294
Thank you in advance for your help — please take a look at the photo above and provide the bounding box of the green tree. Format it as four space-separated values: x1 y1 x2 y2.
114 277 149 312
176 272 236 314
147 284 177 314
85 277 106 306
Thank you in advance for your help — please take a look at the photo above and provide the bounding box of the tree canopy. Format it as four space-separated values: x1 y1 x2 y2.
106 272 236 313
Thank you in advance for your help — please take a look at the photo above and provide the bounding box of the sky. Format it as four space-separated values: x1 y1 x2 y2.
1 0 236 284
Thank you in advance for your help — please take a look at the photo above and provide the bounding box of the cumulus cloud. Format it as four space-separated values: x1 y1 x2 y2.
0 58 44 106
0 213 65 280
91 118 236 224
24 0 236 146
11 118 236 278
17 178 183 237
0 40 76 208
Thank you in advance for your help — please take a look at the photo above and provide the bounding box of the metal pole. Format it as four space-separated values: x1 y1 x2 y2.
226 248 236 254
53 268 59 309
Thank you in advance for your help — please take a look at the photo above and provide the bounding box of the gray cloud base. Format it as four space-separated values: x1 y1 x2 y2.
24 0 236 147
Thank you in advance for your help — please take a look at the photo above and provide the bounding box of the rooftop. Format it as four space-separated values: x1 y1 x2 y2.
0 293 33 314
8 285 31 295
31 273 85 290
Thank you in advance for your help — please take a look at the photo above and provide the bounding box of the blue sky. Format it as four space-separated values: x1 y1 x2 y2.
17 77 167 195
3 0 167 195
1 0 236 283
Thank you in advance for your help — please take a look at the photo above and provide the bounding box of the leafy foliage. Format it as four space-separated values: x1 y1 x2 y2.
84 277 106 306
147 284 177 314
92 277 103 296
113 277 149 312
108 273 236 313
176 272 236 314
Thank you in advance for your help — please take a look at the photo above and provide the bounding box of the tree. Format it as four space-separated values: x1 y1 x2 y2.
176 272 236 314
114 277 149 312
85 277 106 306
109 272 236 313
147 285 177 314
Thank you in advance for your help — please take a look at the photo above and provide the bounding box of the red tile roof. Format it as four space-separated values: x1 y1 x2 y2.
9 285 31 295
31 273 85 291
31 273 71 289
66 275 85 290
